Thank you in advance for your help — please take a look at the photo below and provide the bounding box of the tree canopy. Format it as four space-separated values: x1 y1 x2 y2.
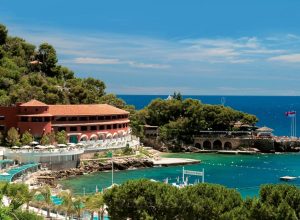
132 97 258 145
103 180 300 220
0 23 129 107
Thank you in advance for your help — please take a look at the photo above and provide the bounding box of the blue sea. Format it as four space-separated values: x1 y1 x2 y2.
118 95 300 136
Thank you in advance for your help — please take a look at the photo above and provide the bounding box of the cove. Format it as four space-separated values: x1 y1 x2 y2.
60 153 300 198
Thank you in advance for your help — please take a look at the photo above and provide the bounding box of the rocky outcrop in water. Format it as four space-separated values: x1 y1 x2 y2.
42 158 154 180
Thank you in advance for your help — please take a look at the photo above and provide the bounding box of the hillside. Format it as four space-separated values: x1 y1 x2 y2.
0 23 127 107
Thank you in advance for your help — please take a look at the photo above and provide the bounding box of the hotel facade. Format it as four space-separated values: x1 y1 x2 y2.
0 99 130 143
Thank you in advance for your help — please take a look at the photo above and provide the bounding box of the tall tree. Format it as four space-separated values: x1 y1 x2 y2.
6 127 20 146
0 24 7 45
36 185 53 218
37 43 58 75
56 130 67 144
21 130 34 145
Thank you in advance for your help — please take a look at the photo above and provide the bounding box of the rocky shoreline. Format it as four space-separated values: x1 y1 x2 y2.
40 158 154 180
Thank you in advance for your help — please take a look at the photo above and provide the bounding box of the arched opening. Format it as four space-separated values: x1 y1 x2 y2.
118 131 124 138
112 133 118 139
194 143 202 149
90 134 98 142
79 135 88 142
213 140 222 150
98 134 106 141
224 142 232 150
203 140 212 150
106 134 112 142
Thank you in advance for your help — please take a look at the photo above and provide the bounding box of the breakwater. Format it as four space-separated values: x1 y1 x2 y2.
41 158 154 180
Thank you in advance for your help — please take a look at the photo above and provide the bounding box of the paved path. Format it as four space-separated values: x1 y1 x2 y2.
152 157 200 166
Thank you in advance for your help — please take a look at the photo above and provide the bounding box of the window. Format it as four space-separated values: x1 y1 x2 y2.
70 127 77 131
98 116 105 120
31 117 43 122
68 117 77 121
0 116 5 120
118 124 122 128
90 126 97 131
113 124 117 129
105 116 111 120
99 125 105 130
79 116 88 121
44 117 50 122
123 124 126 128
89 116 97 121
35 108 39 112
0 125 5 131
56 117 67 121
81 126 87 131
112 115 117 120
20 117 28 122
106 125 111 130
58 127 66 132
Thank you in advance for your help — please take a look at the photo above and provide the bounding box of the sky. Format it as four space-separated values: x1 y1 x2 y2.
1 0 300 95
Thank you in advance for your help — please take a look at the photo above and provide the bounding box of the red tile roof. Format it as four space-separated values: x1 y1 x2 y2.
48 104 129 116
20 100 48 107
19 100 129 116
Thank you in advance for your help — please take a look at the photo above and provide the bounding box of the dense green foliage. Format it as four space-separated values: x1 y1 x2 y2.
5 127 20 146
0 182 43 220
1 180 298 220
133 93 258 144
103 180 300 220
0 23 131 107
20 130 33 145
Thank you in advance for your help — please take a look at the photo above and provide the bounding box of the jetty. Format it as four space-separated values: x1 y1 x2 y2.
153 158 200 166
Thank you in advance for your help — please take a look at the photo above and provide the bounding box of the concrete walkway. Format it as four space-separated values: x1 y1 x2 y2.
152 157 200 166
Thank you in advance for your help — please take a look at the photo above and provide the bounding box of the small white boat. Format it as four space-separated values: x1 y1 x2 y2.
280 176 297 181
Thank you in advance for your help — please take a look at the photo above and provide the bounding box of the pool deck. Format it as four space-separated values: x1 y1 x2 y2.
153 158 200 166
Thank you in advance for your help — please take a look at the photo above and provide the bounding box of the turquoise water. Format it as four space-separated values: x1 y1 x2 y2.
60 153 300 198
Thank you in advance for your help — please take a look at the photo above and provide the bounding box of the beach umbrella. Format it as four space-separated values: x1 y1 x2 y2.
11 146 19 149
36 145 47 149
47 145 56 149
21 145 31 149
57 144 67 147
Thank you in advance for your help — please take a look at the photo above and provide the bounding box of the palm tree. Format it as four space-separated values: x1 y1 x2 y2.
85 193 105 220
36 185 53 218
23 187 37 210
84 194 97 220
58 191 75 220
73 196 84 219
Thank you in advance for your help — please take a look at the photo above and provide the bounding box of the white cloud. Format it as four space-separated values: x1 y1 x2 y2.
128 61 170 69
74 57 120 65
268 54 300 63
66 57 170 69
